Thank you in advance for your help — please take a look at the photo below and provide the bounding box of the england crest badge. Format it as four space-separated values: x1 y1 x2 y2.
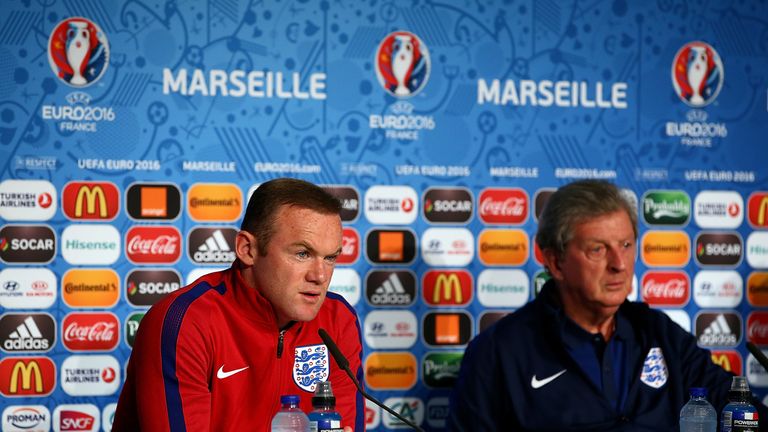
640 347 668 389
293 344 330 392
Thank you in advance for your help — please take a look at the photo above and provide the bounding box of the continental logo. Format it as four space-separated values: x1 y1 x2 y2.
694 232 742 267
710 350 742 375
747 272 768 307
747 192 768 228
0 225 56 264
365 229 417 265
62 182 119 221
423 312 472 347
187 183 242 222
62 269 119 308
477 229 528 265
126 269 181 307
126 183 182 220
322 185 360 222
422 352 463 388
0 357 55 397
422 270 472 306
640 231 690 267
364 352 417 390
642 190 690 226
422 187 473 224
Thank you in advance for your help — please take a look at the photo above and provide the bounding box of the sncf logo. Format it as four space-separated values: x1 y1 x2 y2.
710 350 742 375
478 188 528 225
62 182 119 221
748 193 768 228
422 270 472 306
0 357 55 397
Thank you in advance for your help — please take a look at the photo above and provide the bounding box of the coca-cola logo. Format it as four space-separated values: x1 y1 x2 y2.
62 312 119 351
125 226 181 264
478 188 528 224
641 271 690 307
337 228 360 265
747 312 768 345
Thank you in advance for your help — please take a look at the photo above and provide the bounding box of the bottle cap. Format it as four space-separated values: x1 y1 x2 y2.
280 394 301 405
689 387 707 398
730 376 750 393
312 381 337 407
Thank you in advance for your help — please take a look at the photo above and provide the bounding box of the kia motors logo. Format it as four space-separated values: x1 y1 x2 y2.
422 352 463 388
641 271 690 307
695 312 741 348
477 269 529 307
747 232 768 269
61 355 120 396
710 350 742 375
422 270 472 306
53 404 100 431
126 226 182 264
125 269 181 307
478 229 528 265
694 191 743 229
0 268 57 309
364 352 417 390
693 270 742 308
0 357 55 397
0 314 56 353
365 229 417 265
1 405 50 431
187 183 242 222
125 312 145 348
187 227 237 265
642 190 691 226
671 41 724 107
422 312 472 347
694 232 742 267
421 228 474 267
62 269 119 308
747 312 768 346
322 185 360 222
375 31 430 98
61 224 120 265
365 186 418 225
125 183 181 221
328 268 361 307
62 182 119 221
0 225 56 264
365 270 416 307
337 228 360 265
478 188 528 225
422 188 473 224
0 180 57 221
747 192 768 228
640 230 690 267
62 312 119 352
364 310 417 349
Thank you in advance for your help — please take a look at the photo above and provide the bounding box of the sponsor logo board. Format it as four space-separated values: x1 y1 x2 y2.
125 183 181 220
421 228 474 267
62 269 119 308
365 229 417 265
0 180 56 221
364 352 417 390
364 310 417 349
61 225 120 265
0 268 56 309
187 183 242 222
477 229 528 265
0 225 56 264
62 182 119 221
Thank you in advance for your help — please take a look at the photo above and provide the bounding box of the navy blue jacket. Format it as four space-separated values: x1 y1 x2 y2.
449 281 766 431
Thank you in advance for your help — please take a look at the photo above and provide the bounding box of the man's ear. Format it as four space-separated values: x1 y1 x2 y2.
541 248 564 281
236 230 258 266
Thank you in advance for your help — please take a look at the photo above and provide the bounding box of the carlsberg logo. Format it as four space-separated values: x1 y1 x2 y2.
642 191 690 225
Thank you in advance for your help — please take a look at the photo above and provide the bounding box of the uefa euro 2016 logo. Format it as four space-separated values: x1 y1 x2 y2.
671 41 724 108
375 31 430 98
47 17 109 88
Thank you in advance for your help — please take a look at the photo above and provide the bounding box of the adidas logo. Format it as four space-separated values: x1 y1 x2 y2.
192 229 236 263
370 273 412 305
4 316 50 351
699 314 738 346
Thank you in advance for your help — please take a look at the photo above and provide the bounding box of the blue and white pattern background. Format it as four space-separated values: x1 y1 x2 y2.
1 0 768 430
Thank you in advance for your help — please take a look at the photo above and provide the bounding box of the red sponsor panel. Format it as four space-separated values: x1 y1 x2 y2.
422 270 473 306
641 271 690 307
710 350 742 375
337 227 360 265
62 182 120 221
60 410 96 431
748 193 768 228
0 357 56 397
126 226 182 264
62 312 119 351
533 241 544 265
478 188 528 225
747 311 768 346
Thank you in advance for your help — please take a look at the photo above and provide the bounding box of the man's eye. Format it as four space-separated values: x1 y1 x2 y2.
296 251 310 259
586 245 606 259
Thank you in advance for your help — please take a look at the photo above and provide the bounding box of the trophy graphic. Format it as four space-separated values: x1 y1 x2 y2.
686 46 708 106
391 34 414 96
65 20 90 86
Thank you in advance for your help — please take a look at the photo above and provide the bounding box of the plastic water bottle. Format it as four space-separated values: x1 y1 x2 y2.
271 395 310 432
308 382 344 432
679 387 716 432
722 376 760 432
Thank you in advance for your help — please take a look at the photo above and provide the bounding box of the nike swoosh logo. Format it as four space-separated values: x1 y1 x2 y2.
530 369 566 389
216 365 249 379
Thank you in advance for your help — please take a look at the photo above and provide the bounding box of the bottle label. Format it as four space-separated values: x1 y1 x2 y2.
733 411 759 432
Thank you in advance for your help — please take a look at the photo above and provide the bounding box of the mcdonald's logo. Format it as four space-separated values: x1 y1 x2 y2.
710 350 742 375
748 193 768 228
422 270 472 306
62 182 119 221
0 357 55 397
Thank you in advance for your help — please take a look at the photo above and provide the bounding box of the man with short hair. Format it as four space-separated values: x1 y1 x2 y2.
114 178 363 431
448 179 765 431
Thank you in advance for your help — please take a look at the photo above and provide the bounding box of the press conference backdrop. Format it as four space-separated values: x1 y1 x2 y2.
1 0 768 430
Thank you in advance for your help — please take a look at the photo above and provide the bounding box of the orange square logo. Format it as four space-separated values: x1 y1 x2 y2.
435 314 460 344
141 187 167 217
378 232 404 261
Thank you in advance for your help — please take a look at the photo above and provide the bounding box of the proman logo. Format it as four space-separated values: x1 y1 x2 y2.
641 231 690 268
364 352 417 390
710 350 742 375
0 357 55 397
422 270 472 306
748 192 768 229
1 405 51 431
62 182 119 221
642 190 690 226
187 183 242 222
477 229 528 265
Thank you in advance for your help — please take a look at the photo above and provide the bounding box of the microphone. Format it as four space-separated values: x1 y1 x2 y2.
746 342 768 373
318 328 424 432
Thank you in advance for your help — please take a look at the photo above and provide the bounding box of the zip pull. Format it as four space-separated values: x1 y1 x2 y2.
277 329 286 358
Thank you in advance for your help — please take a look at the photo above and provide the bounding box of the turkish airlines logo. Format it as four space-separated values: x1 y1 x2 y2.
53 404 100 431
695 312 741 348
126 269 181 307
747 193 768 228
0 268 57 310
61 355 120 396
0 225 56 264
694 191 743 229
365 229 417 264
126 226 181 264
478 229 528 265
1 405 51 431
0 180 57 221
62 312 119 352
693 270 742 308
322 185 360 222
747 312 768 346
62 269 119 308
365 185 418 225
641 271 690 307
694 232 742 267
422 188 473 224
421 228 474 267
187 227 237 265
62 182 119 221
365 270 416 306
126 183 182 220
422 270 472 306
478 188 528 225
748 272 768 307
337 228 360 265
187 183 242 222
364 352 417 390
423 312 472 347
0 357 55 397
640 230 690 267
0 314 56 353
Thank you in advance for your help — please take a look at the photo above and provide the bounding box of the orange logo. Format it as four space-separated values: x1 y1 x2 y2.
748 272 768 307
641 231 690 267
0 357 56 397
378 231 404 261
710 350 742 375
435 314 460 344
364 352 417 390
62 269 120 308
477 229 528 265
187 183 242 222
140 186 168 217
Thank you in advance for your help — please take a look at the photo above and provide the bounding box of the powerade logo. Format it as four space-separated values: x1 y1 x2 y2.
671 41 724 108
365 270 416 307
422 352 463 388
642 190 690 226
125 269 181 307
695 312 741 348
422 188 473 224
0 225 56 264
694 232 742 267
